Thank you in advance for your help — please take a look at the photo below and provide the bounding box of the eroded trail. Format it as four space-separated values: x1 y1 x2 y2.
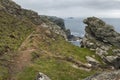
10 30 37 80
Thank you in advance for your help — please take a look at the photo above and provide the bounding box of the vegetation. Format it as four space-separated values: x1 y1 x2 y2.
14 30 101 80
0 5 102 80
0 11 35 55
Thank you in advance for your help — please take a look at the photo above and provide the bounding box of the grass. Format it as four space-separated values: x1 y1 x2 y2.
0 11 35 80
0 8 103 80
15 32 102 80
16 57 97 80
0 11 35 54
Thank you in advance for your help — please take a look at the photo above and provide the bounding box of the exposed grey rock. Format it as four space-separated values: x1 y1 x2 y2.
113 49 120 56
81 17 120 48
81 17 120 69
36 72 51 80
86 56 100 67
40 15 71 39
105 56 118 63
96 48 108 56
42 16 66 31
84 70 120 80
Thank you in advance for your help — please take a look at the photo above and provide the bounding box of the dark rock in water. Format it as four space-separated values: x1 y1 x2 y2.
81 17 120 48
36 72 51 80
84 70 120 80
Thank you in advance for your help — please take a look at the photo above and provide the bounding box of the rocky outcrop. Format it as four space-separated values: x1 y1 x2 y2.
84 70 120 80
81 17 120 48
40 15 72 39
81 17 120 69
40 16 66 31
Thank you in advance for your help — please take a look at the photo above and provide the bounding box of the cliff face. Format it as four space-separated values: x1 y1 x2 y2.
81 17 120 80
82 17 120 48
81 17 120 69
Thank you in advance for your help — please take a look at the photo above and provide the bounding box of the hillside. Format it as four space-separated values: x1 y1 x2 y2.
1 0 120 80
0 0 101 80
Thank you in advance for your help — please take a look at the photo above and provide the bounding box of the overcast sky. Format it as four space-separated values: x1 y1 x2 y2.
13 0 120 18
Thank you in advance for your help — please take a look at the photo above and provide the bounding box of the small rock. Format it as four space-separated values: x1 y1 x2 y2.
36 72 51 80
96 48 108 56
86 56 99 67
105 56 118 63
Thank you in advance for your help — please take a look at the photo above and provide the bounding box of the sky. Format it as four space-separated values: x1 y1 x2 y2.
13 0 120 18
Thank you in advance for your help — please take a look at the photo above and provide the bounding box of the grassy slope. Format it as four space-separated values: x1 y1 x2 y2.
15 28 100 80
0 11 35 79
0 11 35 54
0 9 102 80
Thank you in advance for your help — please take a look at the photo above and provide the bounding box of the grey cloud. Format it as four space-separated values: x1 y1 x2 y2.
13 0 120 18
13 0 120 10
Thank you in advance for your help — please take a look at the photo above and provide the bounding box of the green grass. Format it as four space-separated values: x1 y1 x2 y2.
38 35 102 63
0 11 35 54
0 9 103 80
0 11 35 80
16 57 96 80
14 33 102 80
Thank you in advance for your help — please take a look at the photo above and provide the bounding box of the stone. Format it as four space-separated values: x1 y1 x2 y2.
96 48 108 56
36 72 51 80
81 17 120 69
86 56 99 67
105 56 118 63
84 70 120 80
81 17 120 48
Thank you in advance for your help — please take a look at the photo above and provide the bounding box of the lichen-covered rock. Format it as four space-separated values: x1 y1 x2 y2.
36 72 51 80
81 17 120 48
86 56 100 68
81 17 120 69
84 70 120 80
40 16 66 31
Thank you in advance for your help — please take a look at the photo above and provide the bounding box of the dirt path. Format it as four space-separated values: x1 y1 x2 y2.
10 31 36 80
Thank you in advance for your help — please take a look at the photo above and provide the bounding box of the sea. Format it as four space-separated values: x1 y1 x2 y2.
64 18 120 46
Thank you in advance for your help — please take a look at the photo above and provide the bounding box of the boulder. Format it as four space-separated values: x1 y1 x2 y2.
36 72 51 80
96 48 108 56
86 56 100 67
84 70 120 80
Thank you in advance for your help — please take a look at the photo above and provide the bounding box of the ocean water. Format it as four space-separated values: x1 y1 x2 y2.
64 18 120 46
64 18 120 37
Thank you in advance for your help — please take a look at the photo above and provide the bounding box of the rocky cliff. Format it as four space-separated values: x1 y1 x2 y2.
81 17 120 80
81 17 120 48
